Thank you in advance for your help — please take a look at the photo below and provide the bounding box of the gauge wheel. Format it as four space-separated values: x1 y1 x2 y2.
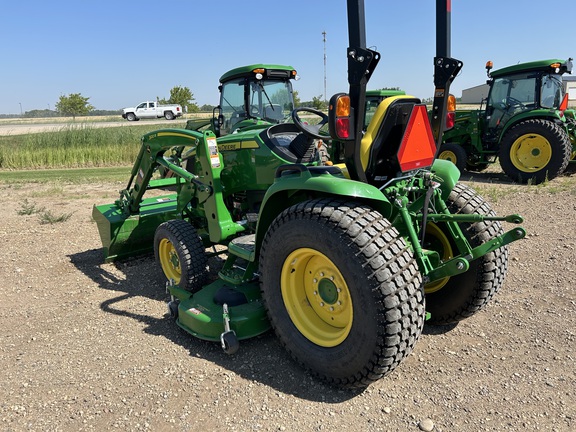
499 119 571 184
438 143 467 172
154 219 208 293
259 198 425 388
424 183 509 324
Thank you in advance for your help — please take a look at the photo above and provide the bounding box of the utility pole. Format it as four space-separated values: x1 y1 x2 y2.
322 31 327 103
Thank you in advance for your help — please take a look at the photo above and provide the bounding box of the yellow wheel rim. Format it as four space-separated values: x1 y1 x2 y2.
438 149 458 165
509 133 552 173
158 238 181 284
424 223 454 294
281 248 353 347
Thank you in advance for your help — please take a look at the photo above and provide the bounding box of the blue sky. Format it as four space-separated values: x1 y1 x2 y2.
1 1 575 114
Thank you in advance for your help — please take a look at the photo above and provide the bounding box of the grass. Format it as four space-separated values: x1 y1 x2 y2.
0 166 131 184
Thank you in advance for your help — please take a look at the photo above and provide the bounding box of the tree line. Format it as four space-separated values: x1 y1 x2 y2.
12 85 407 119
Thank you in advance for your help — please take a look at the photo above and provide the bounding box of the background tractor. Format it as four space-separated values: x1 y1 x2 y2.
93 0 525 388
439 58 576 183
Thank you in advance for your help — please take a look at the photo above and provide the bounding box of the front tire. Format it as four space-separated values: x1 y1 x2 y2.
154 219 208 292
424 183 509 324
499 119 571 184
259 198 425 388
438 142 467 172
126 112 137 121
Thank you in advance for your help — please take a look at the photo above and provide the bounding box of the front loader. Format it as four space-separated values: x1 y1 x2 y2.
93 0 525 388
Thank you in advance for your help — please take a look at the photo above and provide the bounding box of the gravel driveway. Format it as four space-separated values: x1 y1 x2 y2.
0 172 574 431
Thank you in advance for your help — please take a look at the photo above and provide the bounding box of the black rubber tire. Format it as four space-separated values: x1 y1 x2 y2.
259 198 425 388
164 111 175 120
437 142 467 172
154 219 208 293
498 119 571 184
424 183 509 325
126 112 137 121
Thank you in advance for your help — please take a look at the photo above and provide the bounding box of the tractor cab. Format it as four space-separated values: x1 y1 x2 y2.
482 59 573 145
214 64 298 137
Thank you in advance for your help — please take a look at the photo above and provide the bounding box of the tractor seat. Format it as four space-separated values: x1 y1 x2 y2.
360 95 422 185
261 123 317 163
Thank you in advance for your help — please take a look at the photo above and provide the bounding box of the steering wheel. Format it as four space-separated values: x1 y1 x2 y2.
506 97 525 109
291 108 329 139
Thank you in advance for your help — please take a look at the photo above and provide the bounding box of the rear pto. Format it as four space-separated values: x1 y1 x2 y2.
93 0 525 388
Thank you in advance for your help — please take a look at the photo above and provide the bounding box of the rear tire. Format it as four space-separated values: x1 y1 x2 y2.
424 183 509 324
438 143 467 172
154 219 208 293
259 198 425 388
164 111 175 120
499 119 571 184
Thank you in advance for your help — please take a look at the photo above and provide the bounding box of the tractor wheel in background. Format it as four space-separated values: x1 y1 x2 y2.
259 198 425 388
423 183 509 325
126 112 137 121
164 111 175 120
498 119 571 184
154 219 208 293
437 143 467 172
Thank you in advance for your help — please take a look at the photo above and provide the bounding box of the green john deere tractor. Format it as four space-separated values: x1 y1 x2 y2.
440 58 576 184
93 0 525 388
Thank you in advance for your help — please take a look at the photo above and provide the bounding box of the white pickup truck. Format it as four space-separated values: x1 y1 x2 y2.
122 101 183 121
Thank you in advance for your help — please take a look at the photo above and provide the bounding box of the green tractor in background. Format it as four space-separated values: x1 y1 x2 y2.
93 0 526 388
439 58 575 184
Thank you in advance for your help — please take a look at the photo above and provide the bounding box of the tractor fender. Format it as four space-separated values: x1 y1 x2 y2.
497 110 566 142
253 168 393 256
431 158 461 199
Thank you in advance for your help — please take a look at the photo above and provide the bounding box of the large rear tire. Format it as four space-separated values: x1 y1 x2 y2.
259 198 425 388
154 219 208 293
499 119 571 184
424 183 509 324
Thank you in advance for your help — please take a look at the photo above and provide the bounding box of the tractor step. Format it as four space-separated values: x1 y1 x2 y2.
219 235 257 284
228 234 256 261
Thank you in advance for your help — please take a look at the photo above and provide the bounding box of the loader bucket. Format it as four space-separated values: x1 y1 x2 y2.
92 193 181 262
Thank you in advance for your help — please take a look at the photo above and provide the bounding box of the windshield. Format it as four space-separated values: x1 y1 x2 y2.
219 78 294 135
540 74 564 109
249 80 293 123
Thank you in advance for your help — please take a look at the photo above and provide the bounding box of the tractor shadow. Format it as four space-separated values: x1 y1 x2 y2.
458 170 516 185
68 248 361 402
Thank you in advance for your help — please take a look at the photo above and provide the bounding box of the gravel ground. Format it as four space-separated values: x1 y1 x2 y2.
0 170 575 432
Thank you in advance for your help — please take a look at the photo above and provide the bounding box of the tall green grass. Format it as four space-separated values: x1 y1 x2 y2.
0 124 168 169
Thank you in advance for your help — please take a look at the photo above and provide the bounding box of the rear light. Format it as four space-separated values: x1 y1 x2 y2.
176 107 180 112
329 93 354 140
445 94 456 130
446 112 455 129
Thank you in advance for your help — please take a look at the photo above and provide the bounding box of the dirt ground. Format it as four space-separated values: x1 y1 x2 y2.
0 170 575 432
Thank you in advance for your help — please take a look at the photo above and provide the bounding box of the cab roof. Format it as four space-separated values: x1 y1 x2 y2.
220 64 296 83
490 59 572 78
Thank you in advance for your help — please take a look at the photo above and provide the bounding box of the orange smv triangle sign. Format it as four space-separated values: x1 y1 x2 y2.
396 104 437 173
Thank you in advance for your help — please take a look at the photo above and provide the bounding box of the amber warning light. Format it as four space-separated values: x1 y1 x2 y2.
329 94 353 140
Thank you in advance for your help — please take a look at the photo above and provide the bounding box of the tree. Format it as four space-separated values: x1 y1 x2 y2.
163 86 199 113
293 90 301 107
311 95 327 110
55 93 94 119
